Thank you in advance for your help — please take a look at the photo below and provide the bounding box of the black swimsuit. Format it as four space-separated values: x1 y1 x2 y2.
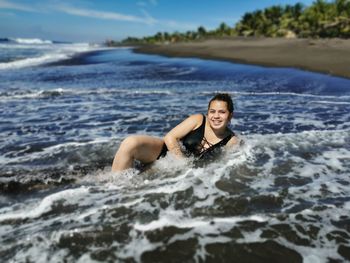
158 114 235 160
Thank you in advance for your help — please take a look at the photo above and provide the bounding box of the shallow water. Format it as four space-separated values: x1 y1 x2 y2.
0 40 350 262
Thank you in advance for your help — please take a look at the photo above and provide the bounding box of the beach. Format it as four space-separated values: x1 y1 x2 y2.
135 37 350 79
1 40 350 262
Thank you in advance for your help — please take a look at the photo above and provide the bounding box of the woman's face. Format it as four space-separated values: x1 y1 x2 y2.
207 100 232 131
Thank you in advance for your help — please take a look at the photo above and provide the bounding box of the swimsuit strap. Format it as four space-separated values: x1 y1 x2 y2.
202 136 214 148
197 115 209 153
197 115 234 155
181 114 234 158
198 135 214 153
198 132 234 159
219 132 234 146
199 114 206 134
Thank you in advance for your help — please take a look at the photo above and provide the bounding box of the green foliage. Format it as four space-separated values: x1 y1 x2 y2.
116 0 350 45
235 0 350 38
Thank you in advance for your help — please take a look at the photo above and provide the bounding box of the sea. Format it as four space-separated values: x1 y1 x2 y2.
0 37 350 263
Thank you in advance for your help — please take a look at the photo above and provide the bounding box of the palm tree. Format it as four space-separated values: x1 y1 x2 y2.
197 26 207 37
216 22 231 36
264 5 283 25
236 12 256 36
164 32 170 42
154 32 163 42
120 0 350 43
322 0 350 37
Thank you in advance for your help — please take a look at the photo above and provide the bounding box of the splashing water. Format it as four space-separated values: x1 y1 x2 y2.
0 44 350 262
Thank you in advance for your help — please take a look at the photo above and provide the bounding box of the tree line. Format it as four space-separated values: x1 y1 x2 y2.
107 0 350 45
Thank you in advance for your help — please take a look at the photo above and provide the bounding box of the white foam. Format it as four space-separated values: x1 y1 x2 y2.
0 42 106 69
0 87 161 101
2 137 114 166
312 100 350 105
236 229 265 243
173 66 197 76
200 90 350 99
316 149 349 172
11 37 53 44
118 229 162 262
0 44 349 262
134 214 267 232
152 153 193 173
11 235 69 263
0 88 68 100
0 187 89 221
0 53 68 69
143 174 192 195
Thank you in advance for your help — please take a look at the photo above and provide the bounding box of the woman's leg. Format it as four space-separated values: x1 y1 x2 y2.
111 135 164 172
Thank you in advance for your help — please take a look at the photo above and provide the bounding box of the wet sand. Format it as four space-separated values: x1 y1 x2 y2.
135 37 350 79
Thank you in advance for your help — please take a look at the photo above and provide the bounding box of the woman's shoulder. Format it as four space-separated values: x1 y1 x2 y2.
189 113 204 120
187 114 204 128
184 113 204 123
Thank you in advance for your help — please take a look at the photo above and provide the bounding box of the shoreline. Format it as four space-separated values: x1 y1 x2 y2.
46 49 107 66
134 37 350 79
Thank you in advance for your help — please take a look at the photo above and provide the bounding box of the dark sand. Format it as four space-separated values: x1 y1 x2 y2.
135 37 350 79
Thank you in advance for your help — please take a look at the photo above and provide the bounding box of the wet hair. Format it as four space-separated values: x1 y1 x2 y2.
208 93 234 113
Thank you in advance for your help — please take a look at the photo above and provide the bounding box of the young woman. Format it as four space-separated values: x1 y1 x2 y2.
112 93 239 172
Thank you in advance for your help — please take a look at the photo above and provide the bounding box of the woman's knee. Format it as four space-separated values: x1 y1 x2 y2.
119 135 141 155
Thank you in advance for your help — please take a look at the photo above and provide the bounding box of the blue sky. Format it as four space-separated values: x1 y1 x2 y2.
0 0 315 43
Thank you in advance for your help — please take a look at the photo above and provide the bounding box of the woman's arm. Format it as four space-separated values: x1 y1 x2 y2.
164 114 203 158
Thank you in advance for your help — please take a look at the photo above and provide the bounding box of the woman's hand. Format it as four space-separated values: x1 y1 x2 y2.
163 114 203 158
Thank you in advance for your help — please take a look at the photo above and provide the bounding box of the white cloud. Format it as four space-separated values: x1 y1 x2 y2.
0 0 37 12
56 4 157 25
54 3 195 30
139 9 157 25
0 0 199 35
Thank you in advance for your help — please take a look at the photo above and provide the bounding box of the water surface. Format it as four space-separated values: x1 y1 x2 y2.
0 39 350 262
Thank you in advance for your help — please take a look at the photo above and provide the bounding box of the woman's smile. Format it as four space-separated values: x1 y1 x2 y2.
207 100 232 131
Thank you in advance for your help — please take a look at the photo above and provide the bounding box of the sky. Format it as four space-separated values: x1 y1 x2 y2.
0 0 316 43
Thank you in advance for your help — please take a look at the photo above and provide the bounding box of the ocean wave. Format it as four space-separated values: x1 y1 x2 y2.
1 138 115 166
1 128 349 261
4 87 349 102
0 88 68 100
0 88 176 101
0 38 11 43
0 187 89 222
2 127 348 180
10 37 53 45
0 42 104 69
0 53 70 69
200 90 350 99
1 46 350 262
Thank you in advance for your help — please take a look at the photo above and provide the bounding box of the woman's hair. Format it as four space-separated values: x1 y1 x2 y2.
208 93 234 113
